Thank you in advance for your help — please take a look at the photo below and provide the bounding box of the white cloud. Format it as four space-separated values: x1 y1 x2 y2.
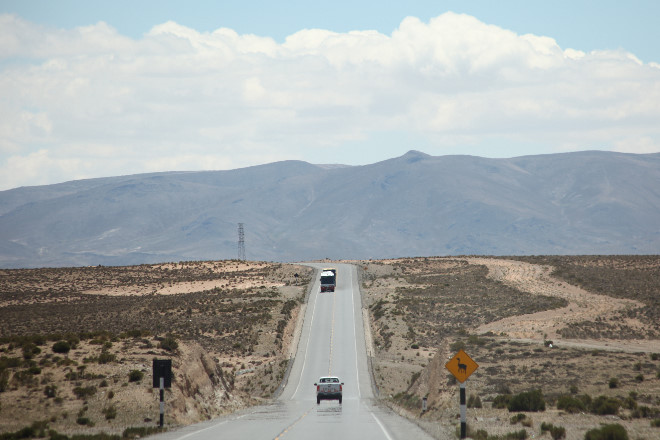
0 12 659 190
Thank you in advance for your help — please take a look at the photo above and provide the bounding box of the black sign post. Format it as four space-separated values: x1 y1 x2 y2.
152 359 172 427
445 350 479 439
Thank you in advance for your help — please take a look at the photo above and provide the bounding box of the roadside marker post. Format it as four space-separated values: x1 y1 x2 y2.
152 359 172 428
445 349 479 439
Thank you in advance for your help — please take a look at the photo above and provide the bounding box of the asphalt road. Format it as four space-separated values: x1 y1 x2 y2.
156 263 434 440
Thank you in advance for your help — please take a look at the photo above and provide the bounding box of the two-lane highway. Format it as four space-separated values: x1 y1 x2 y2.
156 264 433 440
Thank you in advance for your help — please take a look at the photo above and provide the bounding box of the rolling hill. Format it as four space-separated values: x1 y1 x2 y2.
1 150 659 268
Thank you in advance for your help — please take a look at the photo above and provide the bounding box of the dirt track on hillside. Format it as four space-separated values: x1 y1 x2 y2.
469 257 656 353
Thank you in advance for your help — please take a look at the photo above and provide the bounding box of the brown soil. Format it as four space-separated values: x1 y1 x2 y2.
0 260 313 435
359 256 660 440
2 256 660 440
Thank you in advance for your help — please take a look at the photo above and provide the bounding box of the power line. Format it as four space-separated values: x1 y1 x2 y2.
237 223 246 261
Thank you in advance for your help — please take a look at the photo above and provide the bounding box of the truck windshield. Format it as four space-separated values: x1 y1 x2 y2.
320 276 335 283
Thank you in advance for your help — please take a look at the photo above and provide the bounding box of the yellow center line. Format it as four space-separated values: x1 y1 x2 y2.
273 406 314 440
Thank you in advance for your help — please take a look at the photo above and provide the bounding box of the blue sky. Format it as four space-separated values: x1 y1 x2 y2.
1 0 659 189
5 0 659 62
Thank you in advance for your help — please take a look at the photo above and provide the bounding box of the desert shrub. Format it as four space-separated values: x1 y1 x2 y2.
0 356 22 369
510 413 526 424
371 300 387 320
11 370 37 387
608 377 619 388
584 424 628 440
1 425 34 440
21 343 41 360
0 370 9 392
467 334 487 346
507 389 545 412
541 422 566 440
493 394 512 409
52 341 71 354
631 405 654 418
76 417 94 426
73 386 96 400
651 418 660 427
44 385 57 398
467 394 482 408
392 391 420 410
97 351 116 364
128 370 143 382
408 371 421 388
622 396 637 410
0 421 51 440
471 429 488 440
651 353 659 361
577 393 592 408
411 344 419 349
556 395 586 413
122 427 164 439
102 405 117 420
503 430 527 439
158 335 178 352
12 427 37 440
635 374 644 382
590 395 620 415
450 340 466 352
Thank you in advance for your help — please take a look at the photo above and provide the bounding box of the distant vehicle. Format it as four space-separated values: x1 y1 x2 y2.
320 268 337 292
314 376 343 404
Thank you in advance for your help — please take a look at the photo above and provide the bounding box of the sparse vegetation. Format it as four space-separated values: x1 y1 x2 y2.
467 394 482 408
556 395 586 413
0 260 311 434
584 423 628 440
507 389 545 412
127 370 143 382
541 422 566 440
361 256 660 438
51 341 71 354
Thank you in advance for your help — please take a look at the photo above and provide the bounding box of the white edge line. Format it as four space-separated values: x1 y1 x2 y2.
371 412 394 440
291 271 319 399
174 414 246 440
351 266 361 398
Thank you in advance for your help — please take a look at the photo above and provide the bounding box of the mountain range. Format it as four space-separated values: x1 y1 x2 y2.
1 150 659 268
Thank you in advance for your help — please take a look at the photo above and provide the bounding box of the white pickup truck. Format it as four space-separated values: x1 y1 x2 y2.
314 376 343 404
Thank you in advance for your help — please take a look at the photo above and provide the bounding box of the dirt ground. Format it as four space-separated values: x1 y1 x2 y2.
1 256 660 440
0 260 313 435
358 256 660 439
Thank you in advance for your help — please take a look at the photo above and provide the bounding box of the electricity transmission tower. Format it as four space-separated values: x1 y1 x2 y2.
237 223 246 261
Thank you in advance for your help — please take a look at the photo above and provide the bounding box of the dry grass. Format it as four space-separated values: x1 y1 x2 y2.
360 256 660 440
0 260 312 435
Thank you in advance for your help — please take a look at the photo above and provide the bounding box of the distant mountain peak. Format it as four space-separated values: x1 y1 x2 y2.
1 150 658 268
401 150 431 163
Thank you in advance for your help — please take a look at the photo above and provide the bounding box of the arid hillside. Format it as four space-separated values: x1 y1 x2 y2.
359 256 660 439
0 261 313 437
1 256 660 440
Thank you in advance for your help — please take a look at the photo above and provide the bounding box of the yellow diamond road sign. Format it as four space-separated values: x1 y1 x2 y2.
445 349 479 383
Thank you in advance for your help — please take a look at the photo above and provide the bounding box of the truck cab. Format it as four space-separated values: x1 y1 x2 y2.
320 268 337 292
